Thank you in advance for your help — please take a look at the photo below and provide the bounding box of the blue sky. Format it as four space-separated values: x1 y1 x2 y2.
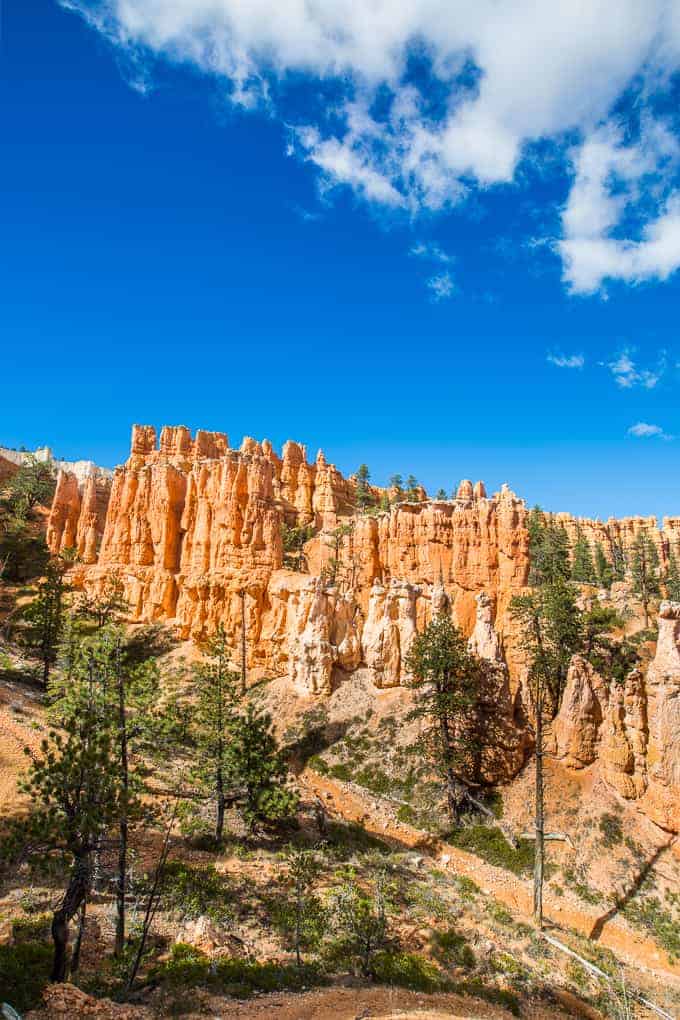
3 0 680 518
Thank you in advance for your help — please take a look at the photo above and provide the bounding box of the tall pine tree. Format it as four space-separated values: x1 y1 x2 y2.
571 529 596 584
630 532 660 629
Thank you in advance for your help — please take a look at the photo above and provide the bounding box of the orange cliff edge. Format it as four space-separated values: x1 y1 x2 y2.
45 423 680 833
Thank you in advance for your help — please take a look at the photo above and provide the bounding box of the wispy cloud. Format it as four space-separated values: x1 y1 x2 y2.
290 203 322 223
547 351 584 369
628 421 673 439
607 348 666 389
427 272 455 302
410 242 455 265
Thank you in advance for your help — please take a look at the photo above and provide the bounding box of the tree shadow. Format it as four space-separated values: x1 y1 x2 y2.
588 842 666 941
284 719 351 773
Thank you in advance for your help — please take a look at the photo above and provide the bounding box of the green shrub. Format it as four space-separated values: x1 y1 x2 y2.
162 861 234 925
371 951 450 992
622 896 680 961
307 754 329 775
562 866 603 905
151 942 211 987
153 944 326 997
433 928 475 969
599 812 624 848
215 957 325 997
0 940 52 1012
329 762 352 782
11 912 53 942
354 766 392 795
396 804 417 825
453 874 481 899
447 825 534 876
486 900 514 927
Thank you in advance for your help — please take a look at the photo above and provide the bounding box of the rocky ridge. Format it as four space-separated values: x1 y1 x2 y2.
44 423 680 832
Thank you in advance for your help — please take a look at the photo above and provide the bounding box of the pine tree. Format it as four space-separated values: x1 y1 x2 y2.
435 488 447 500
282 846 324 968
23 558 70 687
571 529 596 584
49 626 168 956
331 869 388 978
630 532 660 629
223 703 298 831
189 625 242 843
511 574 583 929
281 522 314 571
406 474 419 498
594 541 614 589
665 544 680 601
3 647 129 981
527 507 570 587
355 464 373 510
405 613 489 824
388 474 403 503
75 571 128 629
1 454 56 514
611 539 626 582
323 522 353 587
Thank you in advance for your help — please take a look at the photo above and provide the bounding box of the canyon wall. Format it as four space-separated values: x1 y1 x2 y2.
46 423 680 829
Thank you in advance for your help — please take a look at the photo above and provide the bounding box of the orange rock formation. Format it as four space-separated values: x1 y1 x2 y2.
46 424 680 829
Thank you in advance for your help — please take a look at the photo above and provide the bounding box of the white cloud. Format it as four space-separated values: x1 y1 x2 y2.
607 348 666 389
410 242 454 264
628 422 672 439
547 352 584 369
559 120 680 294
427 271 455 301
63 0 680 292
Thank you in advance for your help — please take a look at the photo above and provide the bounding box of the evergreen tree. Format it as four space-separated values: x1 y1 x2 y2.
75 571 128 630
405 474 419 498
665 544 680 601
527 507 570 587
594 541 614 589
355 464 373 510
3 649 128 981
281 522 315 571
611 539 626 582
379 492 390 512
189 625 242 843
23 558 70 687
331 869 388 977
511 574 583 929
281 846 324 968
1 455 56 514
388 474 403 503
582 605 641 685
49 626 168 956
323 522 353 587
630 532 660 628
571 529 596 584
405 613 489 824
435 488 447 501
0 508 50 582
223 703 298 830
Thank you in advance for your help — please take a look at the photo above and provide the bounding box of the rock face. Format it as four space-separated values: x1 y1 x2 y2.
362 579 420 688
44 423 680 830
640 602 680 829
288 577 361 695
551 605 680 832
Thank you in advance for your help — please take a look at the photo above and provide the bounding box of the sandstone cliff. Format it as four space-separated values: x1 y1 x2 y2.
552 603 680 832
45 423 680 830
